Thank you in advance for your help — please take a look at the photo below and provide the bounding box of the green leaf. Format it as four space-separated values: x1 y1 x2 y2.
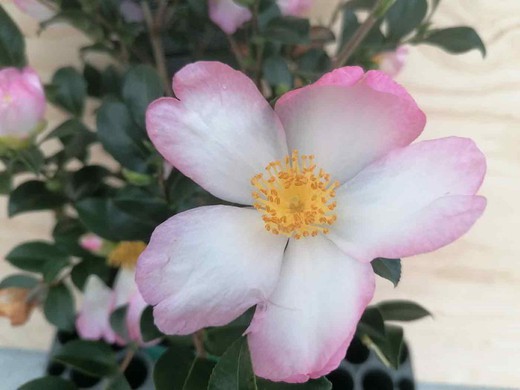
106 373 132 390
0 274 39 289
358 306 385 339
66 165 110 201
377 300 431 321
75 197 157 241
386 0 428 40
96 101 149 172
41 11 104 41
14 145 45 174
53 340 119 377
45 119 96 162
0 170 11 194
366 324 404 369
263 56 292 91
154 345 196 390
183 358 217 390
207 337 257 390
5 241 68 273
19 376 77 390
371 258 401 287
205 309 254 356
71 256 111 290
110 305 129 341
423 26 486 57
47 67 87 116
264 17 310 45
53 217 87 257
0 5 26 67
257 378 332 390
140 305 164 342
122 65 164 127
44 283 75 331
8 180 66 217
339 9 360 48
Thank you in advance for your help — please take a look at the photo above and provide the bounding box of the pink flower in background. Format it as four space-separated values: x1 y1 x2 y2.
374 45 409 77
0 67 45 145
79 234 104 253
76 270 153 346
138 62 486 382
13 0 56 21
120 0 144 23
209 0 312 34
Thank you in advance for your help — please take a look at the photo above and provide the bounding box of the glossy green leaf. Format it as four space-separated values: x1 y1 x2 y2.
0 170 11 194
367 324 404 369
106 373 132 390
8 180 66 217
66 165 111 201
140 305 164 342
423 27 486 57
53 340 119 377
71 256 111 290
358 306 385 339
386 0 428 40
110 305 129 341
205 309 254 356
154 345 195 390
44 283 75 331
0 5 26 67
263 56 292 91
44 119 96 162
19 376 77 390
183 358 217 390
264 17 310 45
0 274 39 289
257 378 332 390
371 258 401 287
207 337 257 390
96 101 149 172
5 241 68 273
339 9 360 48
377 300 431 322
47 67 87 116
122 65 164 127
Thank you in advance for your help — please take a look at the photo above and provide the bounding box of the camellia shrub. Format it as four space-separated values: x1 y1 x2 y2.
0 0 486 389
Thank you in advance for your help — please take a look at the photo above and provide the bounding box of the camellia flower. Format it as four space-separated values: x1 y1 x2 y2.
373 45 409 77
0 67 45 150
13 0 56 21
137 62 486 382
76 241 154 346
209 0 312 34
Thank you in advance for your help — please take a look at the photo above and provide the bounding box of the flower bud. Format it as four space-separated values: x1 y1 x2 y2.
0 67 45 150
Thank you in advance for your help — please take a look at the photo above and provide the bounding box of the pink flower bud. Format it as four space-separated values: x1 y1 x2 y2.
13 0 56 21
0 67 45 146
374 45 409 77
79 234 104 253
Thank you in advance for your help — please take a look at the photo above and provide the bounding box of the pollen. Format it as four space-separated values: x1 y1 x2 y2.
107 241 147 269
251 150 339 239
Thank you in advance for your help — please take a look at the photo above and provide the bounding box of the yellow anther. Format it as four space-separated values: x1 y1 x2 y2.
251 150 339 239
107 241 147 269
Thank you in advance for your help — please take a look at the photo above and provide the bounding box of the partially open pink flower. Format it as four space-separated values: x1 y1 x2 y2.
76 269 154 346
0 67 45 147
138 62 486 382
373 45 409 77
13 0 56 21
79 234 104 253
209 0 311 34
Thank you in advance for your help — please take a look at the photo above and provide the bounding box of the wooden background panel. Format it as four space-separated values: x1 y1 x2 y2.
1 0 519 387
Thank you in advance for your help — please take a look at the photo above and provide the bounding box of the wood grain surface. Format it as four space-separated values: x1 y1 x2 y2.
1 1 519 387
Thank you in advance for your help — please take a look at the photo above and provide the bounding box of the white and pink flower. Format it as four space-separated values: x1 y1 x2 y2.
209 0 312 34
76 270 153 346
374 45 409 77
13 0 56 21
0 67 45 146
137 62 486 382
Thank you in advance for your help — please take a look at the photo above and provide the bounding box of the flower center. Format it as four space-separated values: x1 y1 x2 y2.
107 241 147 269
251 150 339 239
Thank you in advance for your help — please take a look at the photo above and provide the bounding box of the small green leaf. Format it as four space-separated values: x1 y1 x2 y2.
371 258 401 287
263 56 292 90
154 345 195 390
8 180 66 217
71 256 111 290
366 324 404 369
44 283 75 331
257 378 332 390
140 305 164 342
377 300 431 322
96 101 149 172
358 306 385 339
264 17 310 45
183 358 216 390
205 309 254 356
47 67 87 116
106 373 132 390
0 274 39 289
53 340 119 377
386 0 428 40
0 170 11 194
0 5 26 67
5 241 68 273
110 305 129 341
122 65 164 127
14 145 45 174
19 376 77 390
44 119 96 162
208 337 257 390
53 217 87 257
66 165 110 201
339 9 360 48
423 26 486 57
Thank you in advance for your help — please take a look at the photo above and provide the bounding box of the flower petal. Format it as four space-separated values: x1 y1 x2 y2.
276 0 312 16
112 268 137 308
76 276 116 344
126 292 157 346
208 0 252 34
136 205 287 335
275 67 426 183
247 236 375 383
329 137 487 262
146 62 288 205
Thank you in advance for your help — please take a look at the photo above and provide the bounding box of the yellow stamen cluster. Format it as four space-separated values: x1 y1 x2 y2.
107 241 147 269
251 150 339 239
